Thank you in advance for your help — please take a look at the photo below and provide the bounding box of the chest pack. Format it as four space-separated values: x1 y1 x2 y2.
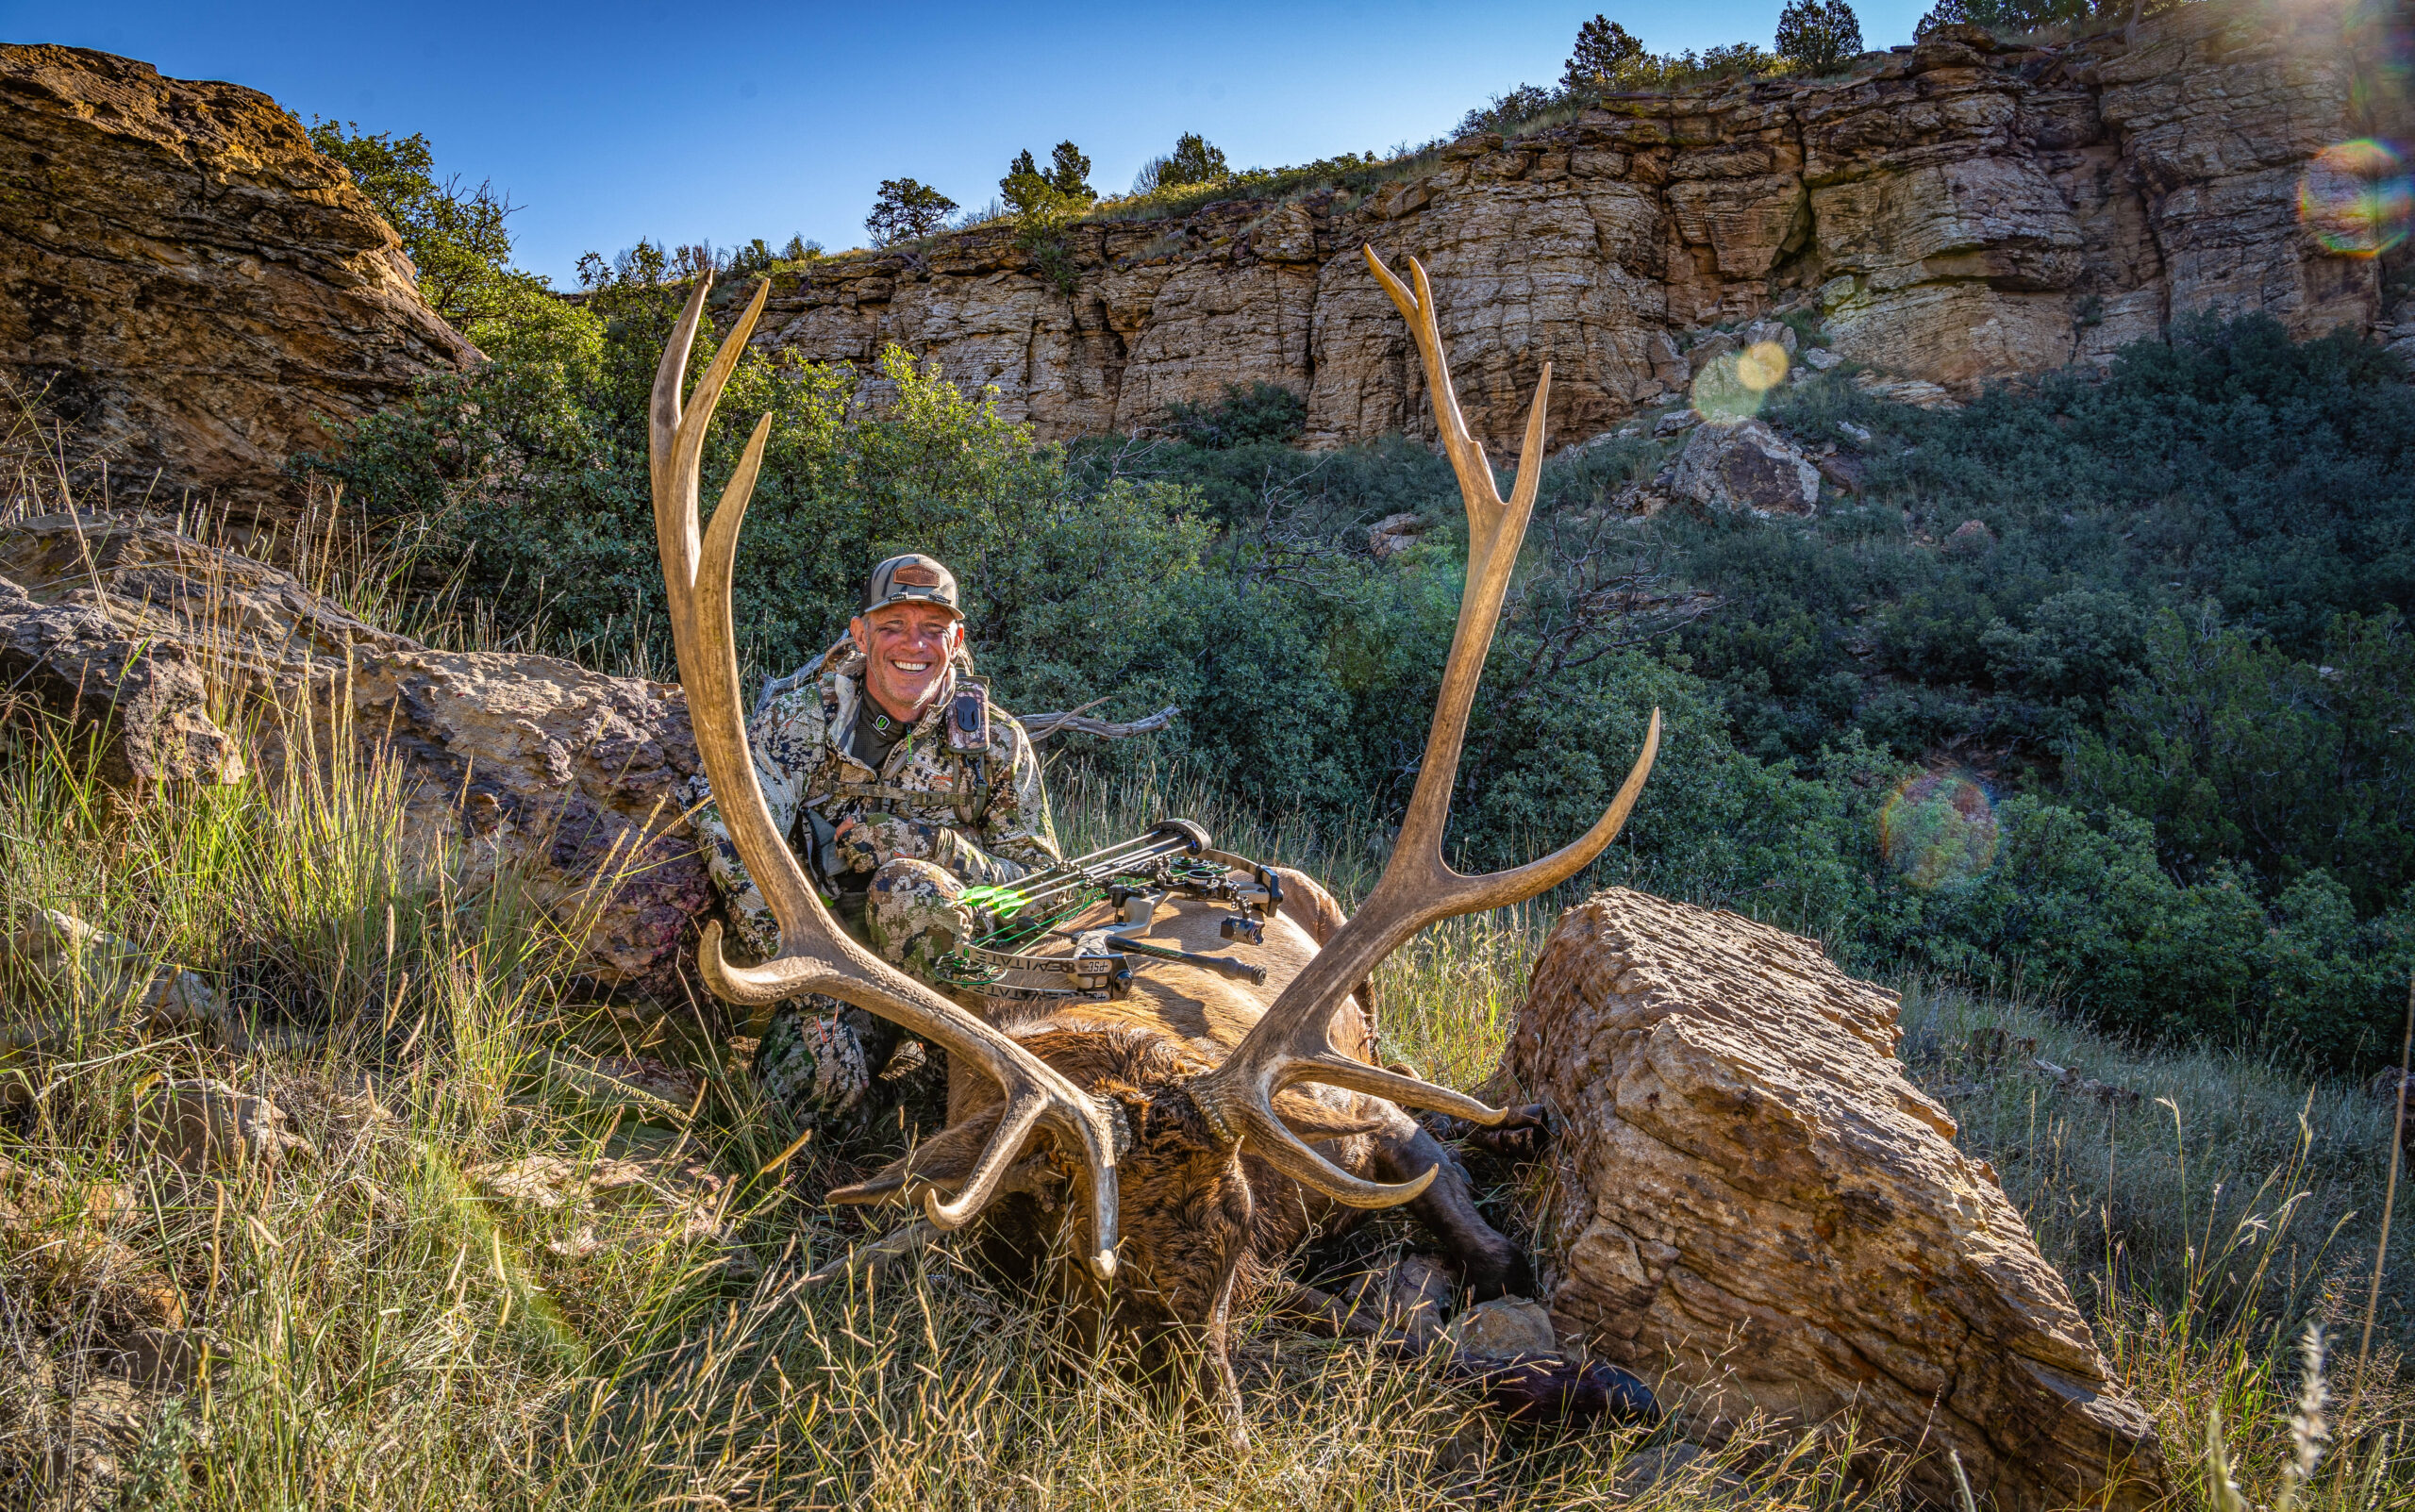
821 676 998 829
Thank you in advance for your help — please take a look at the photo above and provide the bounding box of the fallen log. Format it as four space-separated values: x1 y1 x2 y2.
1506 888 2168 1511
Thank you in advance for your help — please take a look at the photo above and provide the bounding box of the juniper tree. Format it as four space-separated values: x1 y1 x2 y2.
865 178 958 245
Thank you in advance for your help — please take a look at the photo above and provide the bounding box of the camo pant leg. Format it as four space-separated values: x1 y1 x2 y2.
864 857 978 984
751 996 903 1141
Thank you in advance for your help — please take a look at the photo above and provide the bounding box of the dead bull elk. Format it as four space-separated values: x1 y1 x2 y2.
655 248 1661 1437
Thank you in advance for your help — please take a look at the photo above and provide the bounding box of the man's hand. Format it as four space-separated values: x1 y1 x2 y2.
833 812 941 874
835 811 1023 887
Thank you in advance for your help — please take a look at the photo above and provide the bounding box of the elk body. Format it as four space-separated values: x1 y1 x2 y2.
655 250 1660 1438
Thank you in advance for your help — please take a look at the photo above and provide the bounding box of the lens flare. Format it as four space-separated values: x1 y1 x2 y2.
1737 341 1790 392
1877 771 1998 891
2296 140 2412 257
1692 355 1759 422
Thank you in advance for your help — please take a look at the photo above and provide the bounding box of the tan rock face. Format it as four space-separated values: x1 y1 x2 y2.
1506 889 2166 1512
731 0 2390 453
0 45 475 521
0 513 706 997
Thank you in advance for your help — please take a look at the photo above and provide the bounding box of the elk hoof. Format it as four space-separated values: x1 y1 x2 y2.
1471 1356 1660 1426
1466 1104 1552 1160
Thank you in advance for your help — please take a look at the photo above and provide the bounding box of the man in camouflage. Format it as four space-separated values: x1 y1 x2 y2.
691 554 1060 1134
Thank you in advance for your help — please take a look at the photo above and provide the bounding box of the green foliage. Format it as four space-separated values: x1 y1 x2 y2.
865 178 958 247
1915 0 2178 36
1564 16 1647 89
2073 606 2415 912
1776 0 1865 73
1001 150 1052 214
1003 143 1095 214
305 120 579 351
1155 133 1228 191
1161 383 1307 450
1045 141 1094 200
1667 312 2415 769
1004 143 1098 292
308 274 1205 721
1870 800 2414 1069
1481 31 1788 137
1457 85 1571 140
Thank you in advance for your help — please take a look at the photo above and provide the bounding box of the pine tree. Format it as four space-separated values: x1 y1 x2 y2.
1045 141 1095 201
1158 132 1227 190
1775 0 1864 74
1564 14 1647 89
864 178 958 246
1003 143 1095 213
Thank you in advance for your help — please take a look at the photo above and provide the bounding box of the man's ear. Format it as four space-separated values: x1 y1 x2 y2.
848 616 869 654
945 620 966 654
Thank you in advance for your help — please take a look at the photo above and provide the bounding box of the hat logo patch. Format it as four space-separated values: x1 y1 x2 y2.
891 566 943 588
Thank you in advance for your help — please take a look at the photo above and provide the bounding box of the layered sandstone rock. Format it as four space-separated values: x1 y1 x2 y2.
0 45 475 521
1505 889 2166 1512
0 513 705 997
727 0 2394 453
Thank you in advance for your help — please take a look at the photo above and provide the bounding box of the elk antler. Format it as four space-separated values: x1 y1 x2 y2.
654 274 1123 1276
1187 249 1660 1209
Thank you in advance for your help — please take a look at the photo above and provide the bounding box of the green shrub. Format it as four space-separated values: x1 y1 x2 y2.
1160 383 1307 449
2073 606 2415 911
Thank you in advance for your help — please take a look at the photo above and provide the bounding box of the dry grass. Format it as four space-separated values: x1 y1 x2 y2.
0 718 1858 1508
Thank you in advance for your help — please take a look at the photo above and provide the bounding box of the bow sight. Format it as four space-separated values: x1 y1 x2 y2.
936 820 1286 1004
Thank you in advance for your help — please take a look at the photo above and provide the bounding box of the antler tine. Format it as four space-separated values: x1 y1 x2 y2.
655 273 1124 1273
1185 249 1658 1210
1365 250 1497 523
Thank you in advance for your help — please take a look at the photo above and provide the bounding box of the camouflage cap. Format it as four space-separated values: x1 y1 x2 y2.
860 554 962 619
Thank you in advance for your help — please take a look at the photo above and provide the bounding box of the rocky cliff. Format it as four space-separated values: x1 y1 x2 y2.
0 45 475 522
730 0 2398 452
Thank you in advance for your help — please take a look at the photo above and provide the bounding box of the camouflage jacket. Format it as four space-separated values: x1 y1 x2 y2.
691 640 1060 958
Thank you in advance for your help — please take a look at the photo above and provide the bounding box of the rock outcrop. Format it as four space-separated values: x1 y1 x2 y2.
0 574 245 785
1670 419 1821 517
725 0 2395 454
0 45 475 522
1504 888 2166 1512
0 512 705 998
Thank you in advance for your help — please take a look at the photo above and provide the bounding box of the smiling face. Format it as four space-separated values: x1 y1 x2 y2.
849 601 964 723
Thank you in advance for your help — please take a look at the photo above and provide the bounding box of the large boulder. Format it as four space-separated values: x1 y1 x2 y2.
0 512 706 999
1505 889 2167 1511
1670 419 1820 518
0 45 475 523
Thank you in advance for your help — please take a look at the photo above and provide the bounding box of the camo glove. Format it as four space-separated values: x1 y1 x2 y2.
832 811 1029 887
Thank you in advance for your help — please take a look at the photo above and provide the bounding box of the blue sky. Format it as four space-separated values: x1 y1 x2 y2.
20 0 1935 285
